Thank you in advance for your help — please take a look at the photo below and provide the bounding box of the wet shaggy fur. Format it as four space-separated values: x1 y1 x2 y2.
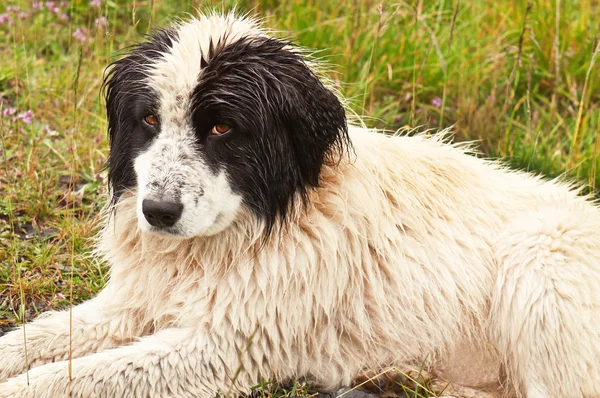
2 12 600 398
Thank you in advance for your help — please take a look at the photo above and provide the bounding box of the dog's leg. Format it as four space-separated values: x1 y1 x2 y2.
490 207 600 398
0 295 140 383
0 327 258 398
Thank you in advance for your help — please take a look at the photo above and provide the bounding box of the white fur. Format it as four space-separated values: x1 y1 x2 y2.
2 15 600 398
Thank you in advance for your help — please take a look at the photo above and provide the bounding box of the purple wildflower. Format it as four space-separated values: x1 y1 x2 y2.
17 110 33 124
90 0 101 7
18 11 28 19
2 107 17 117
95 16 107 28
431 96 442 108
59 13 69 20
45 1 56 8
55 292 66 299
73 27 92 43
0 13 12 25
32 1 44 9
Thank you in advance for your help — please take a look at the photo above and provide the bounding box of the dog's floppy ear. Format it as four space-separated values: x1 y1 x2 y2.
269 43 351 187
103 56 139 205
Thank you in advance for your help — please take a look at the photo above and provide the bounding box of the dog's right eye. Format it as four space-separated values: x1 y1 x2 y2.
211 124 231 136
143 114 159 127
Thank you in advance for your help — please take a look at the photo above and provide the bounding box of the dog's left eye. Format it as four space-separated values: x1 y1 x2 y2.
144 114 159 127
211 124 231 135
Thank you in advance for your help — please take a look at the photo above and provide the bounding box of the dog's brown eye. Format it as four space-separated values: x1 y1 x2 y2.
144 114 159 126
211 124 231 135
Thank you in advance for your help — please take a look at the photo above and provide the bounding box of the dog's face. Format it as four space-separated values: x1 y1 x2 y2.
104 14 348 238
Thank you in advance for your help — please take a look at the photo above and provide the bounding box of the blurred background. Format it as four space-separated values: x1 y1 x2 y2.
0 0 598 333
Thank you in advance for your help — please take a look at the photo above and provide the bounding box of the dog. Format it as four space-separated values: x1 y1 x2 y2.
1 12 600 398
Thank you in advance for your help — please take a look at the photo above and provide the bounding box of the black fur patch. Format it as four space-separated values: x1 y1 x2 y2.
191 36 350 230
102 27 179 204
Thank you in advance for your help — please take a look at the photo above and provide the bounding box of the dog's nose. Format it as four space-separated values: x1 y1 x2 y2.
142 199 183 228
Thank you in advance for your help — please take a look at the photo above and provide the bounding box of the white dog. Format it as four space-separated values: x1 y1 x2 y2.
1 12 599 398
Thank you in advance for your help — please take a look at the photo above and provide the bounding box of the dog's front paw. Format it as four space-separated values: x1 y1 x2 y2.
0 362 69 398
0 333 27 383
0 374 29 398
0 356 25 384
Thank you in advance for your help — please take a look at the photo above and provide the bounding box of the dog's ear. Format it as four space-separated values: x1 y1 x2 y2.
269 40 350 188
268 44 350 188
102 28 178 205
103 56 138 205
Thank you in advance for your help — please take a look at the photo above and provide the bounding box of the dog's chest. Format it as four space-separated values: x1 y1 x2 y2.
153 270 214 329
107 260 211 330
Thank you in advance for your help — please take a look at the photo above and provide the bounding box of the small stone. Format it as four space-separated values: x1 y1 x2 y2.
333 387 379 398
0 326 15 337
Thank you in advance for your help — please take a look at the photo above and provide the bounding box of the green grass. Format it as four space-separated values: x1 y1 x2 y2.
0 0 599 395
245 366 445 397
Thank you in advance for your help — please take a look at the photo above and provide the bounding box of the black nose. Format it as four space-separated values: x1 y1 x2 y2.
142 199 183 228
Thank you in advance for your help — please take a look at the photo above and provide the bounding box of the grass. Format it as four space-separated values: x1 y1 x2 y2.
247 365 447 397
0 0 599 395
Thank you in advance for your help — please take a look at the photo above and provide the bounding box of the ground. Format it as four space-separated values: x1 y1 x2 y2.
0 0 599 396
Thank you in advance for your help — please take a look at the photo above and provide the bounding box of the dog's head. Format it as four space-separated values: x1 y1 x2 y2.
103 13 349 238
